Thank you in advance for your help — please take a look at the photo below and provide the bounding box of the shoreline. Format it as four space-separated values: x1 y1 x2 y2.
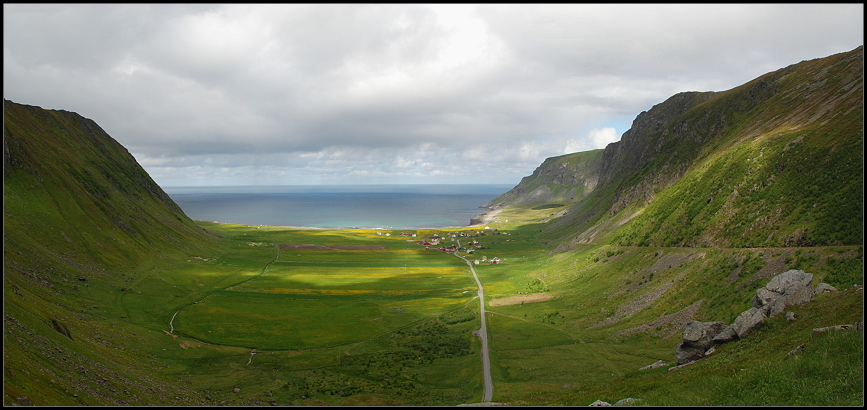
466 206 503 228
198 206 504 231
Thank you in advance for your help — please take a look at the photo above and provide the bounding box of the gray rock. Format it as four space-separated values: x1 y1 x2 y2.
732 307 765 338
675 341 706 365
785 311 796 321
766 269 813 293
753 287 782 317
814 282 837 294
752 269 814 317
812 324 852 335
614 398 641 406
589 400 612 406
675 321 735 364
681 320 708 343
712 326 738 343
639 360 667 371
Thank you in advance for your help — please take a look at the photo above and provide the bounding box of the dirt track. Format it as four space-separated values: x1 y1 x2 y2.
279 244 388 250
488 292 553 306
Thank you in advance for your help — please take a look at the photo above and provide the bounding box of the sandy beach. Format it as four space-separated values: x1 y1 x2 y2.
468 207 503 228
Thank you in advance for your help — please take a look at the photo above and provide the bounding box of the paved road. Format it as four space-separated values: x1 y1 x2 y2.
454 240 493 403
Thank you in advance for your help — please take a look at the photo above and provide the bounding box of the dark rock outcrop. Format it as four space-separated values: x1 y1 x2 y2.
675 320 736 364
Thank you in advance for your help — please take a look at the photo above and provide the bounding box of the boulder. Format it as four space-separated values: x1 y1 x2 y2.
589 400 612 406
675 321 735 364
814 282 837 295
675 341 706 365
731 307 765 338
752 269 813 317
711 326 738 343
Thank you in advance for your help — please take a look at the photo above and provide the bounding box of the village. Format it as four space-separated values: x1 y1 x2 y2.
375 228 510 265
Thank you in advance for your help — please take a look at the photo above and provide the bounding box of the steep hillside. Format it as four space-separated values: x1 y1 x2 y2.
503 46 863 250
3 100 219 405
484 149 604 209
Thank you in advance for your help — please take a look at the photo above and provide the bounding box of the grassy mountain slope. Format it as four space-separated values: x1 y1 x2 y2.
2 45 862 406
484 149 605 209
531 46 863 250
3 100 219 405
477 46 862 404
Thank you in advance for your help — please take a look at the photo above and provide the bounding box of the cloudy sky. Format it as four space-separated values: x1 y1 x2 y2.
4 4 863 186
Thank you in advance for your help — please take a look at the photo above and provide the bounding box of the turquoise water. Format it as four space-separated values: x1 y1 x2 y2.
164 184 512 229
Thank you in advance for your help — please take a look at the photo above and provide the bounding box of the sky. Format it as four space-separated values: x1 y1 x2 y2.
3 4 863 187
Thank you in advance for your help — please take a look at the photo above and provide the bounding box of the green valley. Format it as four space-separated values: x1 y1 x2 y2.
4 46 863 406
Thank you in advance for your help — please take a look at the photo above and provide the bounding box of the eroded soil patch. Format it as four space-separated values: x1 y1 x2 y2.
489 292 553 306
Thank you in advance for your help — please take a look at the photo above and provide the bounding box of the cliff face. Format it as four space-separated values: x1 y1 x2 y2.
484 149 604 208
500 46 863 249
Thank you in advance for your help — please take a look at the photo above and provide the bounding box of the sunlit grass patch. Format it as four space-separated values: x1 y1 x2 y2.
175 293 396 349
237 265 473 293
486 313 574 351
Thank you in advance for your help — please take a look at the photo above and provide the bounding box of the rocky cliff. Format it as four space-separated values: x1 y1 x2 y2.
484 149 604 208
499 46 863 249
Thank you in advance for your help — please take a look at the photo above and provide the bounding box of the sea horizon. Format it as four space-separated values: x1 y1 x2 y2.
164 184 513 230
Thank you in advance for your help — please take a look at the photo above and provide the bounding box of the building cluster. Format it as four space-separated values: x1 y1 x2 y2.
373 229 507 264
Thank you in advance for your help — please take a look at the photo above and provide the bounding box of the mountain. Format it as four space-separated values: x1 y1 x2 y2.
493 46 863 250
484 149 604 209
3 100 218 405
2 45 862 406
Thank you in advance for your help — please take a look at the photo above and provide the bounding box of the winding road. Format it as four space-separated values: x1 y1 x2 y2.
454 240 493 403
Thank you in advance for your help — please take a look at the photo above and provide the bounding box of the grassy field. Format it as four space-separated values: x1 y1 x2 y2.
5 210 860 406
96 223 490 404
103 211 858 406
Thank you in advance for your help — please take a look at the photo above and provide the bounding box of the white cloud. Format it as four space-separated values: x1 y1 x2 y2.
563 127 621 154
588 127 620 148
3 4 863 186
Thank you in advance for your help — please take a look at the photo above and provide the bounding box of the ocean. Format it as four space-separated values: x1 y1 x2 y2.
163 184 513 229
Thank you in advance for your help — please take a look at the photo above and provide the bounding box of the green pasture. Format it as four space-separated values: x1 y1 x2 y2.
44 219 859 406
137 224 479 352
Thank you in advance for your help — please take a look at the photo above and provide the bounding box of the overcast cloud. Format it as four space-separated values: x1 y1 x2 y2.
4 4 863 186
